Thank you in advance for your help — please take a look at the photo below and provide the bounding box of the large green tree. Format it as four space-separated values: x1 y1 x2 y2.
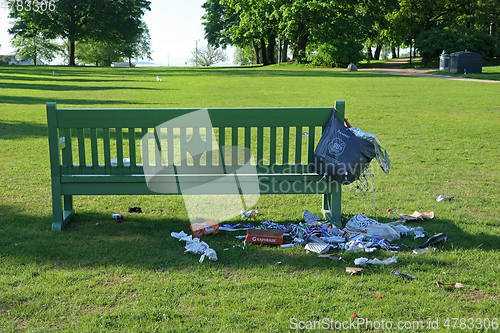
8 0 151 65
10 32 62 65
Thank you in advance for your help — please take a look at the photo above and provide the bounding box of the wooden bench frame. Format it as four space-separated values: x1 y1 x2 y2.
47 101 346 231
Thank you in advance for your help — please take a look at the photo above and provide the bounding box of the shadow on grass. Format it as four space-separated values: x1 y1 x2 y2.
0 120 48 139
0 95 141 105
1 203 498 273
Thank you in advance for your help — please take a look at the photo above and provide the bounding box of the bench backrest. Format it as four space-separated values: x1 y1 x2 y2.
47 102 345 177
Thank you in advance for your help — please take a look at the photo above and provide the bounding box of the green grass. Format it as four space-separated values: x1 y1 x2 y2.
430 65 500 81
1 65 500 332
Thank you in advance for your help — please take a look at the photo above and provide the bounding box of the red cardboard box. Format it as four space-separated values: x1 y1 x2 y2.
190 220 219 237
246 229 284 245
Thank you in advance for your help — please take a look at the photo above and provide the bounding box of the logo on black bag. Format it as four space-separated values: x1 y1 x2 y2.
328 138 346 156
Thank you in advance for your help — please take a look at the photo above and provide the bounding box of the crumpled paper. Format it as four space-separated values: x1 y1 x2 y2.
354 256 398 266
396 211 435 221
171 231 218 263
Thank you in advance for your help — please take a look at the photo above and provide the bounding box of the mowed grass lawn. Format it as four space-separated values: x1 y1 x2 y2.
1 65 499 332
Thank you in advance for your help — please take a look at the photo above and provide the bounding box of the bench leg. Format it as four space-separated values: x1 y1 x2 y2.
323 190 342 228
51 193 75 231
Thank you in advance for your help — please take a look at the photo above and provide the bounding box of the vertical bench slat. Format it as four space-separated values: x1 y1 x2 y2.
206 127 212 166
103 128 111 173
219 126 225 166
294 126 302 164
77 128 85 170
193 127 201 167
244 127 251 164
232 127 238 166
167 127 174 166
282 127 290 164
257 127 263 165
154 128 162 167
141 128 148 166
90 128 98 173
128 128 136 167
180 127 187 166
269 127 276 165
116 128 124 168
307 126 315 164
62 128 73 175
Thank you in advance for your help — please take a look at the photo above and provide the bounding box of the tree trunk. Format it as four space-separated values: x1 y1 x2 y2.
293 21 309 62
490 23 495 36
367 47 373 60
251 40 260 64
68 39 76 66
374 45 382 60
281 39 288 63
260 38 268 65
129 57 132 67
266 35 276 64
391 47 397 59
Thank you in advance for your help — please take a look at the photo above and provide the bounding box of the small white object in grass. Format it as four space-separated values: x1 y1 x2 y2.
157 76 162 81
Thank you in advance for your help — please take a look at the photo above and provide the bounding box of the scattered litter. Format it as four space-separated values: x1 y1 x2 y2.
351 314 358 318
318 254 342 261
277 261 282 264
240 210 259 218
345 214 400 241
377 296 382 300
52 71 58 76
396 211 435 221
111 214 123 220
223 248 229 251
246 229 283 245
157 76 162 81
302 132 309 135
391 270 415 279
220 223 253 231
235 235 246 239
96 223 101 227
419 233 447 248
305 241 336 254
171 231 188 239
390 224 427 239
436 195 454 202
354 256 398 266
303 210 320 223
199 248 218 263
343 240 377 253
190 220 219 237
128 206 142 213
171 232 218 263
346 267 364 275
437 281 464 290
413 247 435 254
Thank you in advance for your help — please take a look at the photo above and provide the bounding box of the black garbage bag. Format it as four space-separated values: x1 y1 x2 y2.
313 108 376 184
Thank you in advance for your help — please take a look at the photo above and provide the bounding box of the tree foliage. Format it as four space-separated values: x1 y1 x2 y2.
10 32 62 65
202 0 500 66
8 0 151 65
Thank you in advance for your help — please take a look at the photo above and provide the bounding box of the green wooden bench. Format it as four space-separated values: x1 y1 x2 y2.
47 101 346 231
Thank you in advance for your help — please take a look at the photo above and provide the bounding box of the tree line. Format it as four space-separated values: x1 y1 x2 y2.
8 0 152 66
202 0 500 67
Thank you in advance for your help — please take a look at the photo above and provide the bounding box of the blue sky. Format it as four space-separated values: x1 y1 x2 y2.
0 0 234 66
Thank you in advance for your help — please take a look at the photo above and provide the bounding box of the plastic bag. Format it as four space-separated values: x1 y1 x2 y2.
345 214 400 241
348 127 390 174
314 109 376 184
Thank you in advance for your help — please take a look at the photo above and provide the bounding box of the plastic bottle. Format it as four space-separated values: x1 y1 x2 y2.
413 247 435 254
419 233 447 248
